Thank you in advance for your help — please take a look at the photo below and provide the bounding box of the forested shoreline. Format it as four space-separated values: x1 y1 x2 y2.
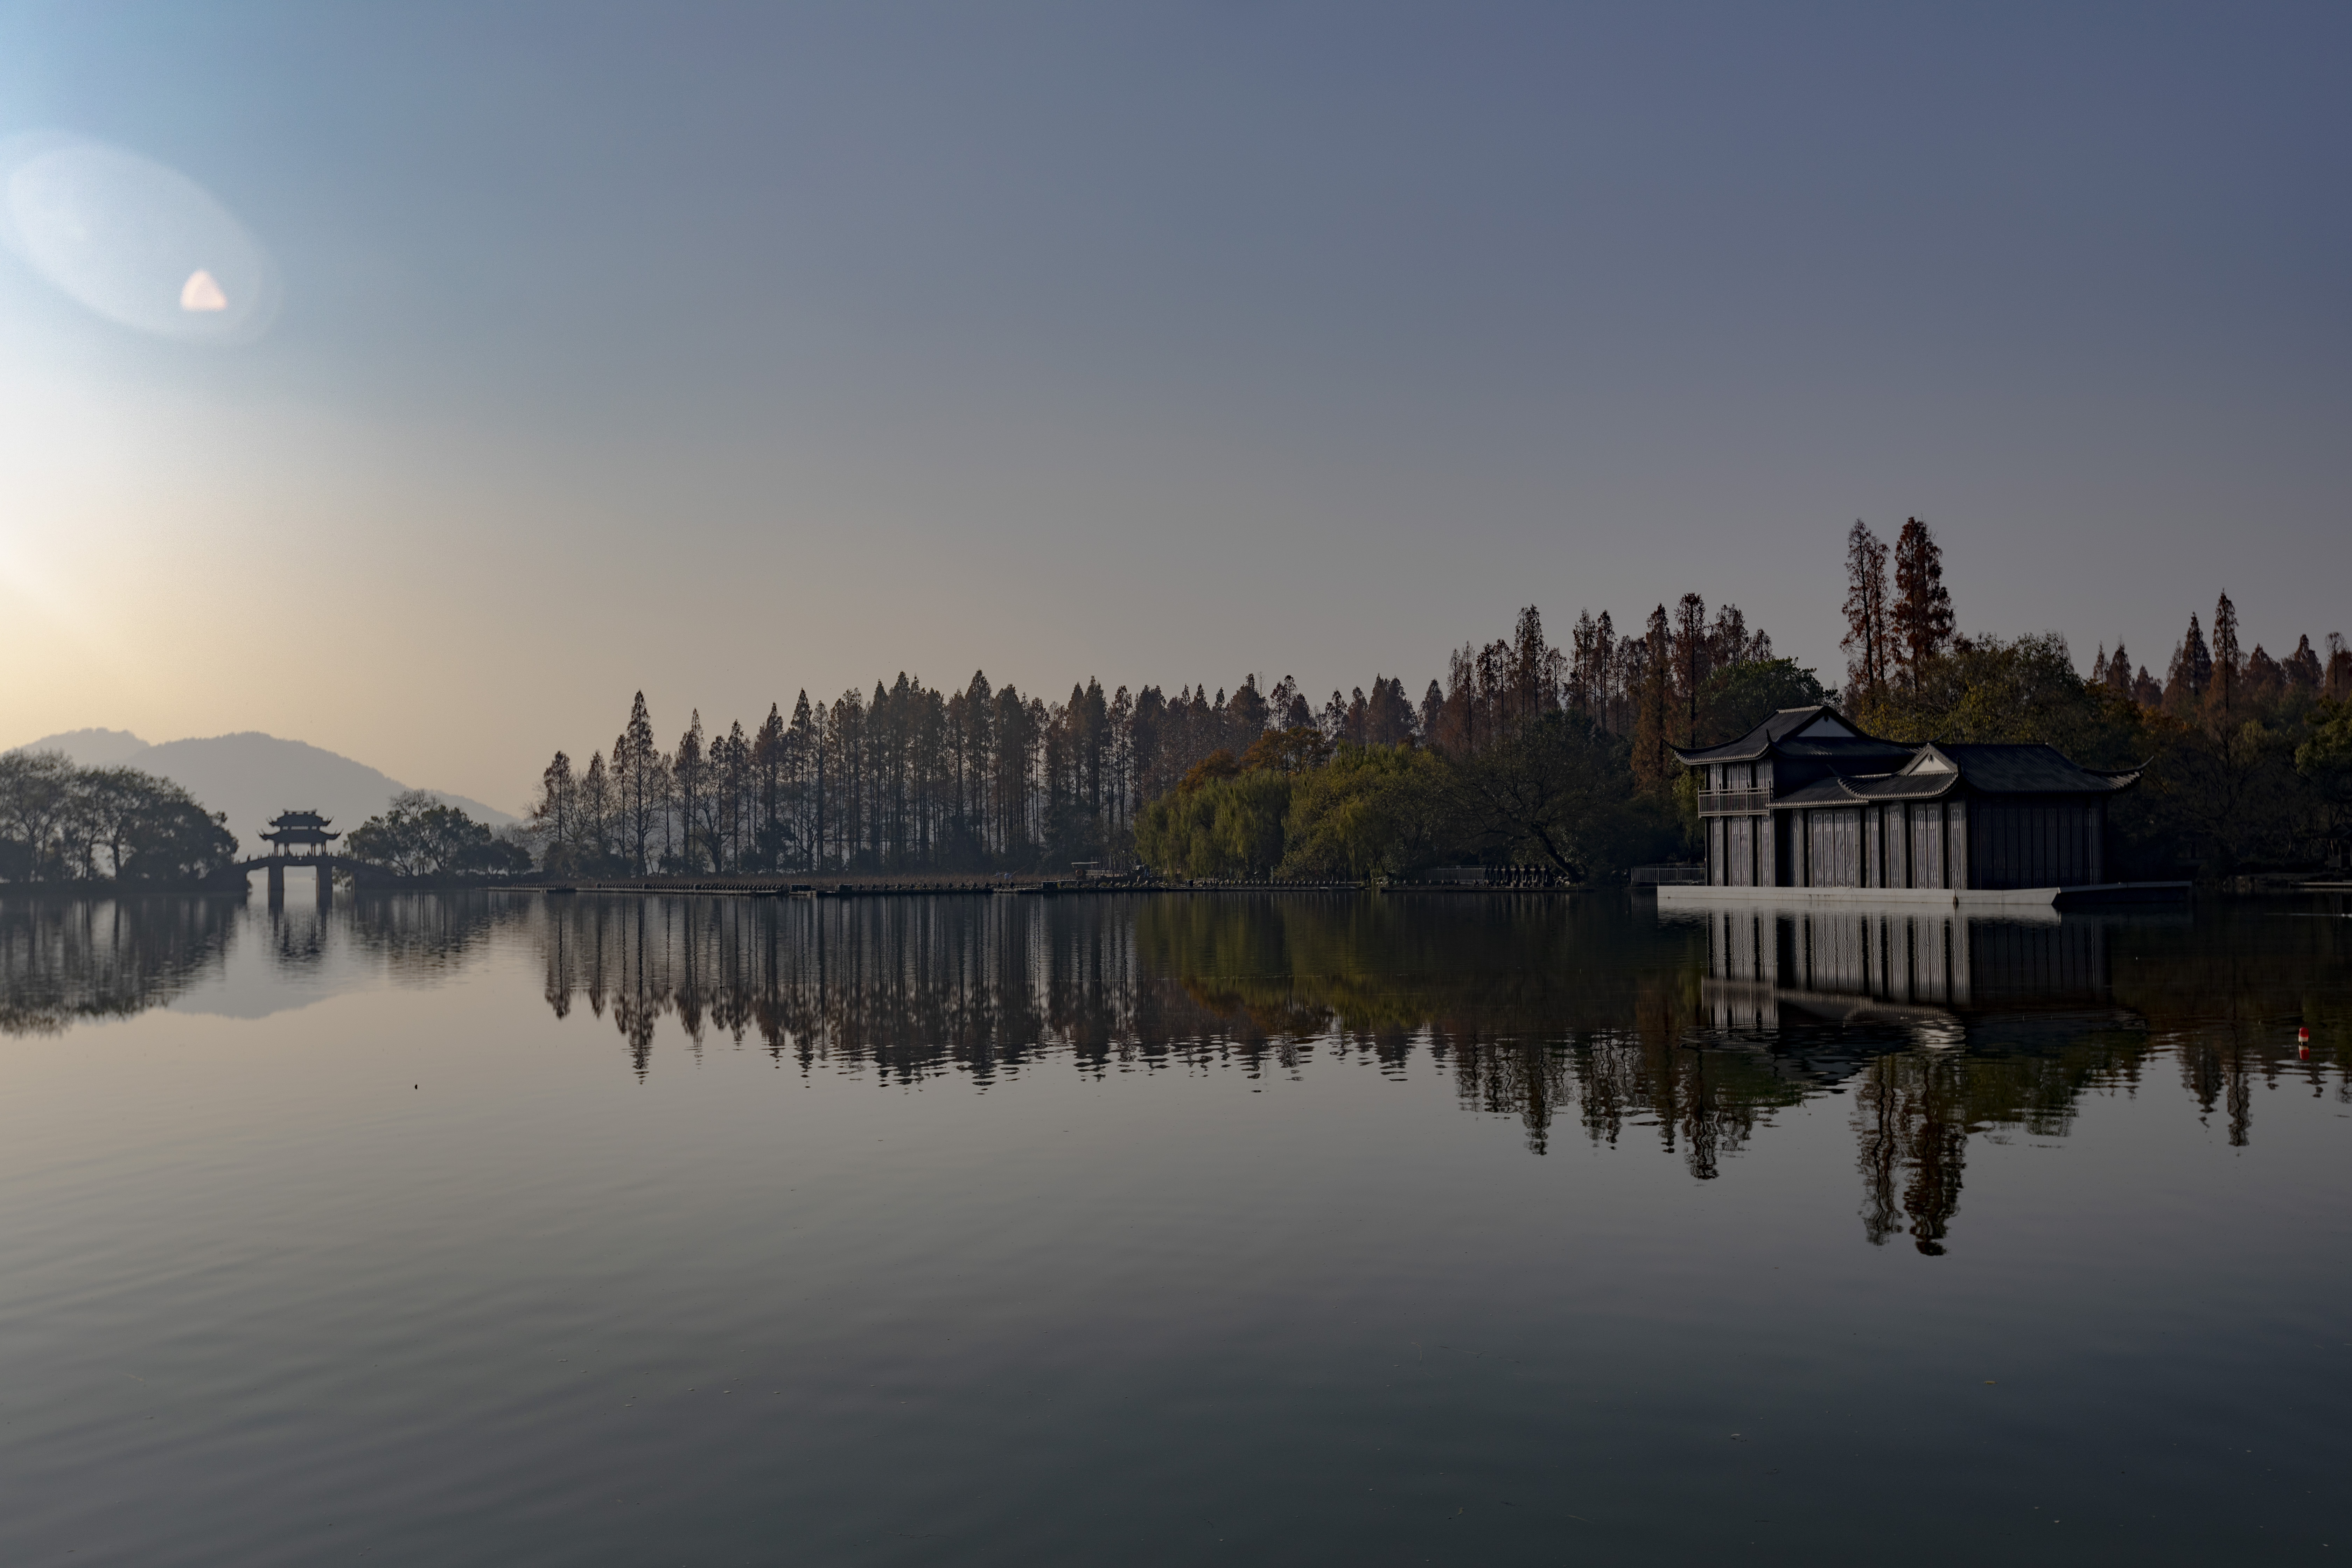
7 523 2347 889
522 520 2352 884
520 595 1822 882
510 514 2333 884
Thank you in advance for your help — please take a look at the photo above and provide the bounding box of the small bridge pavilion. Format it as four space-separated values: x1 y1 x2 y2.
245 809 354 903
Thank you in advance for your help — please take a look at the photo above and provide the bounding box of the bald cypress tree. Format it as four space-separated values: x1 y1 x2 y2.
1891 516 1955 686
2284 635 2324 695
615 692 663 876
2209 592 2241 725
531 751 578 868
672 711 706 873
1673 593 1708 746
2104 640 2135 697
1631 604 1675 790
751 704 786 870
791 691 822 872
1840 520 1891 702
2165 614 2212 712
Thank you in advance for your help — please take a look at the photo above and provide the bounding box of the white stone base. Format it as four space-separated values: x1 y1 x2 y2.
1656 883 2059 909
1653 880 2190 910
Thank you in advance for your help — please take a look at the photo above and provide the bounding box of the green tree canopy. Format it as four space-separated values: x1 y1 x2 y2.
348 792 530 878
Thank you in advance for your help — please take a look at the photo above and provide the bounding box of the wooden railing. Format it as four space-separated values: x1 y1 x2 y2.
1696 787 1773 815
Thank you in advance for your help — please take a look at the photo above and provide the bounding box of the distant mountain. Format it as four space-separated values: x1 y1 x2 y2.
28 727 155 767
8 730 516 854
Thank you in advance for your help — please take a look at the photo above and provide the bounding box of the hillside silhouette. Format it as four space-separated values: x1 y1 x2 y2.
8 730 513 854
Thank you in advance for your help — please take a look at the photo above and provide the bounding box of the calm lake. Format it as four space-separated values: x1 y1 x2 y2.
1 888 2346 1565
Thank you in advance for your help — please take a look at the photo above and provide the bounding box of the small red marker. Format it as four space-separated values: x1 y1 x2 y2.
2298 1025 2311 1060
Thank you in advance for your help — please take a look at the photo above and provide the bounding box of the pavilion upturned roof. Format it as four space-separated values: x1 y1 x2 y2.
1768 743 2141 807
1672 705 1912 766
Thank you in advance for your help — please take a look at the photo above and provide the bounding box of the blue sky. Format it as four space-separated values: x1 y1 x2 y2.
2 2 2345 805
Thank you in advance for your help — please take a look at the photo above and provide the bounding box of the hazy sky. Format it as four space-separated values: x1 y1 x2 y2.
2 2 2346 808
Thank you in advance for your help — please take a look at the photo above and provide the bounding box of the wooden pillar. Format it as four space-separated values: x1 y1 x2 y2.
316 861 334 906
266 861 285 905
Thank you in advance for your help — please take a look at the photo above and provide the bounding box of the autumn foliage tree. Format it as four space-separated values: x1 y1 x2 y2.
1890 516 1955 686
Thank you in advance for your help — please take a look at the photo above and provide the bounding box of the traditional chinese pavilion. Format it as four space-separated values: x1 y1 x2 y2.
260 810 340 856
1671 706 2143 896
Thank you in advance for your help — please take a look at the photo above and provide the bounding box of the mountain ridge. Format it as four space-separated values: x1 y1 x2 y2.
7 729 516 854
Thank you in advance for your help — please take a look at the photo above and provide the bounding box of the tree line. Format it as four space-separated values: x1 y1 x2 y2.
524 592 1812 880
527 511 2349 882
0 751 240 885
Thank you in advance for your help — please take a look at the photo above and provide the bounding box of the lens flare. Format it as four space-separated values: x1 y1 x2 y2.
0 132 280 343
180 268 229 312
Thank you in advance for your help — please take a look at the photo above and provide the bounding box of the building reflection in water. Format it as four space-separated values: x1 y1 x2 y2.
1693 903 2161 1252
528 889 2345 1263
4 890 2343 1256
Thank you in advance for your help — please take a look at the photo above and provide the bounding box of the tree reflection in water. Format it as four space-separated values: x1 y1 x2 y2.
0 896 241 1034
342 892 521 979
5 890 2344 1253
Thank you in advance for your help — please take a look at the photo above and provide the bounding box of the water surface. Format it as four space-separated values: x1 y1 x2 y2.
2 889 2346 1564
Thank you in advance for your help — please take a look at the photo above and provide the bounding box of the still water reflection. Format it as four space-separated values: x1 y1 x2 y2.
10 890 2342 1257
0 889 2346 1564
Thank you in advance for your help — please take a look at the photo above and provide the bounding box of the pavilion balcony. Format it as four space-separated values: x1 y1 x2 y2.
1696 787 1773 816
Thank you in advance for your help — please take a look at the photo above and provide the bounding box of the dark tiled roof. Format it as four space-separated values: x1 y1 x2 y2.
1680 707 2141 797
1774 738 1916 761
1675 705 1907 764
1937 744 2139 794
1765 744 2140 807
1772 773 1953 807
